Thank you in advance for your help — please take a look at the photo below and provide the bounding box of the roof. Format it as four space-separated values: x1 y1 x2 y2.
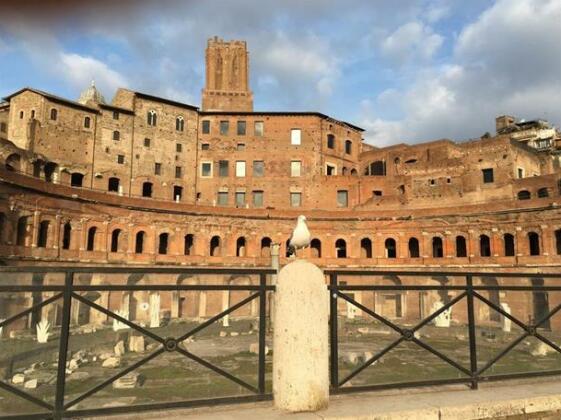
199 110 364 132
3 87 100 114
133 91 199 111
99 103 135 115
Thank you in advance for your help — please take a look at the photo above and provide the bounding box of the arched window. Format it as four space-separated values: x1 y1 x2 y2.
528 232 540 256
84 116 91 128
87 227 97 251
176 116 185 132
385 238 396 258
408 238 420 258
184 234 194 256
158 233 169 255
147 110 157 126
37 220 50 248
236 237 246 257
16 216 28 246
360 238 372 258
71 172 84 187
367 161 386 176
504 233 515 256
135 231 145 254
5 154 21 172
335 239 347 258
111 229 121 253
311 238 322 258
456 235 467 257
480 234 491 257
345 140 352 154
261 237 272 257
342 167 348 175
142 182 153 198
517 190 531 200
210 236 221 256
350 169 358 176
112 130 120 141
50 108 58 121
432 237 443 258
556 229 561 255
108 177 120 192
62 222 71 250
537 188 549 198
19 110 24 119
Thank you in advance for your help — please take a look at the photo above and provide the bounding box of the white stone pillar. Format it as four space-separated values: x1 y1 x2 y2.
273 259 329 412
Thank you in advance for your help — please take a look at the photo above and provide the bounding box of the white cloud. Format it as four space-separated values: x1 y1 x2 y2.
381 21 443 65
59 53 128 96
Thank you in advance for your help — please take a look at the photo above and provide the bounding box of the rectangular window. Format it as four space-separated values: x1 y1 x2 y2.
220 120 229 135
237 143 245 151
237 121 246 135
176 143 182 153
219 160 229 177
255 121 264 137
0 123 6 133
517 167 525 179
175 166 182 178
201 162 212 177
236 161 246 177
235 192 246 207
291 129 301 145
113 130 120 141
290 192 302 207
373 190 383 196
291 161 302 177
326 164 336 176
155 163 162 175
253 190 264 207
327 134 335 149
202 120 210 134
217 192 228 206
201 143 210 150
117 155 125 164
337 190 349 208
173 186 183 201
482 168 494 183
113 111 119 120
144 138 151 147
253 160 264 177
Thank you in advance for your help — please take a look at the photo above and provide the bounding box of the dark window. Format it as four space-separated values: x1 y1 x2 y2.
253 161 264 177
87 227 96 251
201 143 210 150
528 232 540 256
518 190 531 200
50 109 57 121
175 166 182 178
220 120 229 135
117 155 125 164
261 237 272 257
113 130 120 141
184 234 194 255
237 143 245 151
176 143 182 153
538 187 549 198
201 162 212 176
0 123 6 133
210 236 221 256
480 234 491 257
147 110 157 126
237 121 246 135
432 237 443 258
16 216 28 246
327 134 335 149
385 238 397 258
504 233 515 256
345 140 352 154
202 120 210 134
113 111 119 120
456 236 467 257
84 116 91 128
31 110 35 118
236 237 246 257
19 111 24 119
219 160 229 177
311 239 322 258
409 238 420 258
326 165 336 176
142 182 153 197
62 222 71 250
37 221 49 248
555 229 561 255
158 233 169 255
110 229 121 253
144 138 151 147
176 116 185 132
335 239 347 258
373 190 383 197
368 161 386 176
135 231 145 253
70 173 84 187
108 177 120 192
482 168 494 183
154 163 162 175
173 185 183 201
361 238 372 258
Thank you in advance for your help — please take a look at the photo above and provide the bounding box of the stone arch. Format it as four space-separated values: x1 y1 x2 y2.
236 236 247 257
456 235 467 257
175 275 204 319
335 238 347 258
408 237 420 258
5 153 21 172
210 235 221 256
158 232 169 255
385 238 397 258
86 226 98 251
16 215 31 246
555 229 561 255
432 236 443 258
260 237 272 257
504 233 515 256
311 238 321 258
480 234 491 257
517 190 531 200
360 238 372 258
528 231 540 256
135 231 146 254
376 275 404 319
184 234 194 256
110 229 122 253
37 220 50 248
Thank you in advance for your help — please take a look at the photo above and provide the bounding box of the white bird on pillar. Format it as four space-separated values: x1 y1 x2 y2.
288 215 311 257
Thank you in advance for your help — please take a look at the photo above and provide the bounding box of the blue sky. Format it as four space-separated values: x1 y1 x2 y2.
0 0 560 146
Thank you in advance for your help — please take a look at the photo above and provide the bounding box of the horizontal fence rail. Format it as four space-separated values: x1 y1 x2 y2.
326 270 561 394
0 267 275 419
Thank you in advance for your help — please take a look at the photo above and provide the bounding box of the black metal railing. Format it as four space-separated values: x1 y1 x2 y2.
327 270 561 394
0 266 275 419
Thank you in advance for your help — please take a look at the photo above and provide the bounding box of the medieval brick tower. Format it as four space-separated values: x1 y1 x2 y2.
201 37 254 112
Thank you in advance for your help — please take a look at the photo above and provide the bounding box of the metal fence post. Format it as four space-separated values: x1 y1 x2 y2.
54 271 73 419
258 273 267 394
329 274 338 389
466 274 478 390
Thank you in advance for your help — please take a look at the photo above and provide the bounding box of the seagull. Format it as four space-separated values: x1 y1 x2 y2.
288 215 311 257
